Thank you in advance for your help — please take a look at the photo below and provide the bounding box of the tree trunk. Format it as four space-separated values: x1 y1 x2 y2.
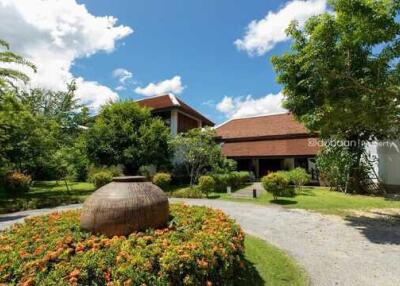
346 136 366 193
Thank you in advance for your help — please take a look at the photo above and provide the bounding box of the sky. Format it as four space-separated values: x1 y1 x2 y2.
0 0 328 124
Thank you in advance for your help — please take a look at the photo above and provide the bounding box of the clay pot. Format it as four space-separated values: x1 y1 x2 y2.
80 176 169 237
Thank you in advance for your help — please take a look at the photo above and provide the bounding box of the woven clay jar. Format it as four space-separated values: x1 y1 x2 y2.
80 176 169 237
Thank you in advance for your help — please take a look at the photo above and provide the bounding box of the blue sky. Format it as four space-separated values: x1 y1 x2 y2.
0 0 327 124
73 0 327 123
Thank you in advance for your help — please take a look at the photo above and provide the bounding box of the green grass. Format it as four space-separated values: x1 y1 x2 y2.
237 235 309 286
0 181 95 214
212 186 400 216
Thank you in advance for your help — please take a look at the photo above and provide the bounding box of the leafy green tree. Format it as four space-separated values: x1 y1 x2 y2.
172 128 222 186
0 39 36 92
272 0 400 192
0 92 56 176
86 101 171 174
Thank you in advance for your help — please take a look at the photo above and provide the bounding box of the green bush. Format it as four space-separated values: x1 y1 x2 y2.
212 171 251 192
172 187 204 198
198 175 215 197
287 168 311 191
88 165 122 182
91 171 113 189
152 172 172 190
0 205 244 285
261 172 291 200
4 171 31 193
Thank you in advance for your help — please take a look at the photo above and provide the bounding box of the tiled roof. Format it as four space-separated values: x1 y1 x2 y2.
137 94 214 126
221 138 319 157
137 94 176 110
216 113 311 139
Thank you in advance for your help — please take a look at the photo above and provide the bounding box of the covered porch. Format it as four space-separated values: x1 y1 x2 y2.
234 156 318 179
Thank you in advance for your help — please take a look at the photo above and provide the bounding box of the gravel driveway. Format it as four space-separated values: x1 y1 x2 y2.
1 199 399 286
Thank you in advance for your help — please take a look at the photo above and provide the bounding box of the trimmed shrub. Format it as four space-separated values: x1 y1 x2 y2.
287 168 311 191
88 165 122 182
212 171 251 192
0 205 244 285
91 171 113 189
198 175 215 197
4 171 31 193
262 172 291 200
172 187 204 198
152 172 172 190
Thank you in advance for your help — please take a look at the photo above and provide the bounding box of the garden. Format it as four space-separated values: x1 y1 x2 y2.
1 0 400 284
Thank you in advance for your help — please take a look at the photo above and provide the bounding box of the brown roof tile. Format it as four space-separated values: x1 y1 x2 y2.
221 138 319 157
216 113 310 139
137 94 214 126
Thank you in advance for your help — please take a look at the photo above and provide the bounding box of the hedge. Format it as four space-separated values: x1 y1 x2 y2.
212 171 251 192
0 204 244 285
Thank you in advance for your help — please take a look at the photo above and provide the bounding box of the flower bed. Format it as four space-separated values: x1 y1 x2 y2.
0 204 244 285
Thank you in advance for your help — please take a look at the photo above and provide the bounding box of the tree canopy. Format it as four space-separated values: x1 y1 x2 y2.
86 101 172 174
272 0 400 141
171 128 222 186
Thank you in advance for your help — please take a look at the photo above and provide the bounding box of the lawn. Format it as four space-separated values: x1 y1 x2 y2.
0 181 95 214
213 186 400 216
239 235 308 286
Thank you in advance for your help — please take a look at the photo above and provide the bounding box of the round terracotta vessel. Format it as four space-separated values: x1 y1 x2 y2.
80 176 169 237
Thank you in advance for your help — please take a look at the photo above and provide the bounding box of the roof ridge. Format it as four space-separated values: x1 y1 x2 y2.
230 112 290 121
215 112 290 129
135 94 170 102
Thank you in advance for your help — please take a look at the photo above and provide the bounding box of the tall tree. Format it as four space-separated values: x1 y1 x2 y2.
272 0 400 192
0 39 36 92
86 101 172 174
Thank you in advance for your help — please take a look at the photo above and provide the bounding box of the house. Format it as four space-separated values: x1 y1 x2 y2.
215 113 320 179
137 94 214 135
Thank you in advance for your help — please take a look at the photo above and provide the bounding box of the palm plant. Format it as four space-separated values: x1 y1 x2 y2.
0 38 36 92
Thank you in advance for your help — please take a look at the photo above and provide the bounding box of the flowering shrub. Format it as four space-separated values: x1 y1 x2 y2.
5 171 32 193
0 204 244 285
152 172 172 190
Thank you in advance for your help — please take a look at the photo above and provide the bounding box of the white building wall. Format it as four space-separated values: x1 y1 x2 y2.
367 140 400 188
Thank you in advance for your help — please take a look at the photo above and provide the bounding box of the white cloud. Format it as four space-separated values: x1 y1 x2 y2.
216 92 287 118
75 77 118 111
235 0 327 56
113 68 132 84
0 0 133 110
115 85 126 91
134 75 184 97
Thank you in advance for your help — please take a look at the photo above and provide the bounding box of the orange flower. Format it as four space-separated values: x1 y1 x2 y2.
69 268 80 278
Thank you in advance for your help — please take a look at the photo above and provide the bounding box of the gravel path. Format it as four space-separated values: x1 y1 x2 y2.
1 200 399 286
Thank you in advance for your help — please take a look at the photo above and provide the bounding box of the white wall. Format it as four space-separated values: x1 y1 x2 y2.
367 141 400 186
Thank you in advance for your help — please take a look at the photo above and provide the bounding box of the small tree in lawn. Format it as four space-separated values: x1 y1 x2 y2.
288 168 311 192
172 128 221 187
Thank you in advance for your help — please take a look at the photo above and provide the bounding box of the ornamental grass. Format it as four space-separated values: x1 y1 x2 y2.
0 204 244 286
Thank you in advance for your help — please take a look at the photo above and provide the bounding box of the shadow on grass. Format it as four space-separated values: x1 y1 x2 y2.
345 212 400 245
271 199 298 205
234 259 265 286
